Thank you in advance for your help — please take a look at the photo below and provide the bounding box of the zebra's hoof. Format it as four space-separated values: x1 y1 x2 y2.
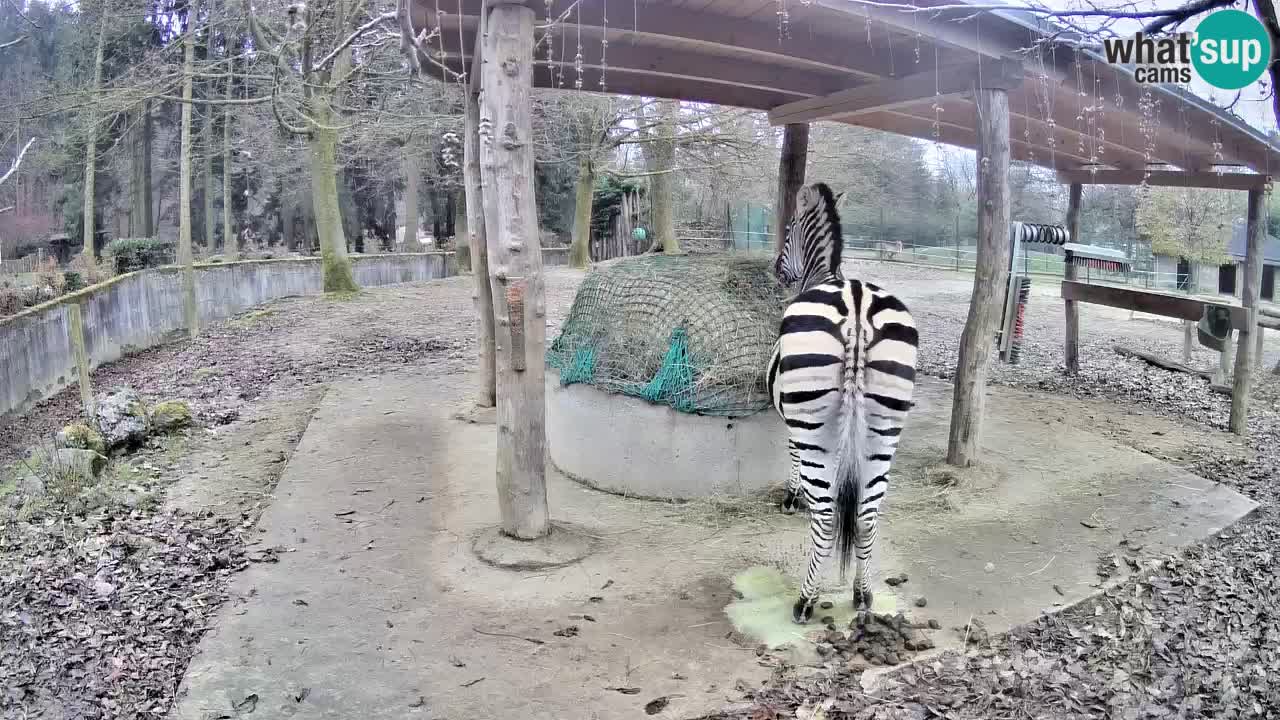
792 596 816 624
853 588 874 617
780 490 800 515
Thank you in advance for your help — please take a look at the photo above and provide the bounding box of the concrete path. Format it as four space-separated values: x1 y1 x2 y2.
171 369 1258 720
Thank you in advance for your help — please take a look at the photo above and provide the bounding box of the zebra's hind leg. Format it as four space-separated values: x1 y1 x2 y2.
852 509 880 621
780 441 801 514
793 508 834 624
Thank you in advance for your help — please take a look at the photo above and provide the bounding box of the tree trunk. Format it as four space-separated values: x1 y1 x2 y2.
429 189 442 243
569 152 594 268
775 123 809 252
403 142 421 251
479 3 548 539
179 30 198 339
645 100 680 253
1230 187 1267 434
203 106 216 251
464 55 496 407
946 88 1011 468
1063 183 1082 374
223 71 235 257
308 105 359 293
82 16 107 261
130 103 154 238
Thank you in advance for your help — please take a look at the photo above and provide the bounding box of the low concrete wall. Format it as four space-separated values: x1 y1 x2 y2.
542 247 569 267
1 253 455 417
545 375 786 499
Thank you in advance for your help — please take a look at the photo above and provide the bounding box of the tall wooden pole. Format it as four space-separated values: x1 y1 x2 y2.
1063 183 1083 374
479 2 549 539
774 123 809 252
464 10 496 407
946 87 1012 467
1230 187 1267 434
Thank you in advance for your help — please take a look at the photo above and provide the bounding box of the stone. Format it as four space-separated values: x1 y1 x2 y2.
56 423 107 455
150 400 194 433
928 619 941 629
54 448 108 482
95 387 149 450
914 596 928 607
18 475 45 498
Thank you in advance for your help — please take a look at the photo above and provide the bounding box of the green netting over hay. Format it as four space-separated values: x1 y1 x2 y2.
546 253 789 417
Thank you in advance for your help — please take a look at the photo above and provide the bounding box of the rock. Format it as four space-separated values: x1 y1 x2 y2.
914 596 928 607
95 387 149 450
927 618 941 629
56 423 106 455
18 475 46 498
150 400 193 433
983 562 996 573
54 448 108 481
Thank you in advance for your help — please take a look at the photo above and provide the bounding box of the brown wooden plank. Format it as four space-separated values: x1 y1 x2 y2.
1114 345 1214 382
1060 280 1248 326
768 58 1022 125
1057 169 1271 191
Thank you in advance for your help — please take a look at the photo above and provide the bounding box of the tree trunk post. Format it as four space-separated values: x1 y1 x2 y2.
1230 187 1267 434
1063 183 1082 374
479 2 548 538
774 123 809 253
179 29 199 340
946 87 1012 468
464 15 496 408
1256 328 1265 370
67 302 94 418
403 140 421 251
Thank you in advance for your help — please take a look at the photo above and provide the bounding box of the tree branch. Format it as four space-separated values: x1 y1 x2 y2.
1 0 39 29
1142 0 1236 33
0 137 35 187
314 10 396 71
1255 0 1280 128
0 35 27 51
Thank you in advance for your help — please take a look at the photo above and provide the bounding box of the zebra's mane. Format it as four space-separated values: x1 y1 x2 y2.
796 182 845 284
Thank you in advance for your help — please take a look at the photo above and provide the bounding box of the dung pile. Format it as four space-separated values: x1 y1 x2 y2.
814 612 938 669
546 253 788 417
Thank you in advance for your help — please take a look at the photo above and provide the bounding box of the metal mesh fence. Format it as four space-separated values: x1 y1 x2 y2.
546 252 789 417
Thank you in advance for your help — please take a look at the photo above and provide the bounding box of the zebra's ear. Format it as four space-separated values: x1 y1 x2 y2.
833 191 846 207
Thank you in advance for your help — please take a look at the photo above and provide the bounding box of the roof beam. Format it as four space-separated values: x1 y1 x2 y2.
1057 169 1271 190
436 1 900 80
852 110 1093 171
768 57 1022 125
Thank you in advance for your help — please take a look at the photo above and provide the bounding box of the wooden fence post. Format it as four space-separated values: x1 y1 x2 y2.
479 2 549 539
775 123 809 252
1230 186 1266 434
67 303 94 418
1063 183 1082 374
947 86 1013 467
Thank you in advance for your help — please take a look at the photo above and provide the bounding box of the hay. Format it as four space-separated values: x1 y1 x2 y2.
546 252 788 417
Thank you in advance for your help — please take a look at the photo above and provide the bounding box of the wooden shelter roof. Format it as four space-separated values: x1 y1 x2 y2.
411 0 1280 181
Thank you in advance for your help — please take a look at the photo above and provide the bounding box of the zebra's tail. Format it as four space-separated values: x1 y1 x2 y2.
834 292 868 584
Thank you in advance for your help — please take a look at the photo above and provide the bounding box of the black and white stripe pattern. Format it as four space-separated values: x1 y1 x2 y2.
766 183 919 624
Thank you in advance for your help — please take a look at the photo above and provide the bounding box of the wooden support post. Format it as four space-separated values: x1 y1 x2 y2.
947 88 1011 467
479 2 549 539
1063 183 1082 375
1216 333 1234 385
1256 328 1265 370
67 303 94 418
1230 187 1266 434
464 11 496 408
774 123 809 252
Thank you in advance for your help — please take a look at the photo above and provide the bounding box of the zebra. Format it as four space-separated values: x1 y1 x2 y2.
765 182 919 624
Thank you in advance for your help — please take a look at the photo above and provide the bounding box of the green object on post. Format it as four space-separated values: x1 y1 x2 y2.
632 226 647 243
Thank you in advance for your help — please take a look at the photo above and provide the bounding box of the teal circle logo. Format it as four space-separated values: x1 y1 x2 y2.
1192 10 1272 90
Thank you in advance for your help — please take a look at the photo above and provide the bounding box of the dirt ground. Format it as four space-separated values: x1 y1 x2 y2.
2 261 1278 718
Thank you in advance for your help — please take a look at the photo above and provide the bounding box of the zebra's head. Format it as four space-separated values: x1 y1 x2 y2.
776 183 846 289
